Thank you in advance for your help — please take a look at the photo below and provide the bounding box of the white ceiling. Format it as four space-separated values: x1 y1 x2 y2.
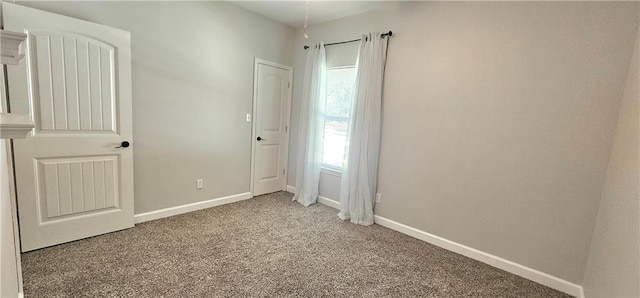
229 1 398 28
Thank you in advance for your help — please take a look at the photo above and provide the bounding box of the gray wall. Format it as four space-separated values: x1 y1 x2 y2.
17 1 295 214
288 2 639 284
582 26 640 298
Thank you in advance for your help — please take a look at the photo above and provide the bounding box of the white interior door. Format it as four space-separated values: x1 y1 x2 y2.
252 59 292 196
4 3 134 252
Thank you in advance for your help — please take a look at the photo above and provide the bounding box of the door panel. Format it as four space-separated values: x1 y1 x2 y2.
252 60 292 196
260 75 283 131
4 3 134 251
37 156 120 222
259 144 279 180
30 31 117 133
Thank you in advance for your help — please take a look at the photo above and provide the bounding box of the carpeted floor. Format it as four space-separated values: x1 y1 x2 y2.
22 192 572 297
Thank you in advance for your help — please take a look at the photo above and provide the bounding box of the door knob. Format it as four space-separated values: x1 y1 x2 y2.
115 141 130 148
257 136 266 141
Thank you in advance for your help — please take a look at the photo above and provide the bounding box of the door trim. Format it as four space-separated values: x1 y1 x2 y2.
250 58 293 198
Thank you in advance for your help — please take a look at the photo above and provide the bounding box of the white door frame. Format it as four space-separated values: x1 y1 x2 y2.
250 58 293 197
1 66 25 297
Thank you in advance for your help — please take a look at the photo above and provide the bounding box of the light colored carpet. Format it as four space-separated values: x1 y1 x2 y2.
22 191 572 297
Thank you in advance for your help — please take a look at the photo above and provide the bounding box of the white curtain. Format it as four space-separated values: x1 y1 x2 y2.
338 33 389 225
293 42 327 206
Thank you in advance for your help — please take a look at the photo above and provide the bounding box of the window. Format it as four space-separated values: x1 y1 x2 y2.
322 66 356 170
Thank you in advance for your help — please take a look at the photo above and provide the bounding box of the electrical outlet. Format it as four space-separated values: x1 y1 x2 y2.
196 179 203 189
376 193 382 203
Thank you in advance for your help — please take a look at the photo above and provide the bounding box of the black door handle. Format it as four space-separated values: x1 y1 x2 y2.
257 137 266 141
115 141 130 148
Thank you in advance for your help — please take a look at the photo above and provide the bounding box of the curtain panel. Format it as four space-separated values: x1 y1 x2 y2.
293 42 327 207
339 33 389 225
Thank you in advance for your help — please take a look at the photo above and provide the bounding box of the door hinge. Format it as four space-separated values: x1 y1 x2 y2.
283 169 286 175
288 81 290 88
285 126 288 133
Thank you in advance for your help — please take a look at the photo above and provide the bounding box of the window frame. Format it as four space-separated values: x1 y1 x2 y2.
321 65 356 173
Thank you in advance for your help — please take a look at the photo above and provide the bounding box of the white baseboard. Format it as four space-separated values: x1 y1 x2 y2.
134 192 252 224
286 185 583 297
286 185 341 210
373 215 584 298
317 196 340 209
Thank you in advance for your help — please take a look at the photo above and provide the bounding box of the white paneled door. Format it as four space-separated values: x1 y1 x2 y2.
251 59 292 196
4 3 134 252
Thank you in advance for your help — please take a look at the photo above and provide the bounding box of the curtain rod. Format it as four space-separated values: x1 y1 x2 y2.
303 31 392 50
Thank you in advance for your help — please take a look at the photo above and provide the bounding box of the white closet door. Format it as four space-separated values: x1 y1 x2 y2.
252 59 292 196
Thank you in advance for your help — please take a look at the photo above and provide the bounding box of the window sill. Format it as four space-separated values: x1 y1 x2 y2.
321 167 342 178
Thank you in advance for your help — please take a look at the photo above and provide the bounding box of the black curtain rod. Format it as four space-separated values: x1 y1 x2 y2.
303 31 392 50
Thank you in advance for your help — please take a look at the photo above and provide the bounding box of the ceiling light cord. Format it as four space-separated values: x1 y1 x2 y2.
303 0 309 39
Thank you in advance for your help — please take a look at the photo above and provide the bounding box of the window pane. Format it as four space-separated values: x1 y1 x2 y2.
322 67 356 169
323 120 348 168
